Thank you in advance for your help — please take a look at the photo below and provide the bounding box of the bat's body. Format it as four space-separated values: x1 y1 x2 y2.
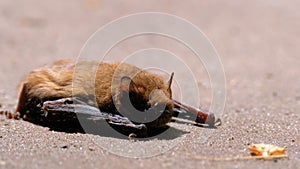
15 59 216 136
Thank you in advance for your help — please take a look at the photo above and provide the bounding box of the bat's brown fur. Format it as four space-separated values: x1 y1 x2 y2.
17 59 174 131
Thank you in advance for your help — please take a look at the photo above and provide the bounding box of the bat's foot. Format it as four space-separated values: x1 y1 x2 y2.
0 109 20 119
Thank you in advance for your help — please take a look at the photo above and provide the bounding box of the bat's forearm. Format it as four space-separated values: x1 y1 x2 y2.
172 99 216 126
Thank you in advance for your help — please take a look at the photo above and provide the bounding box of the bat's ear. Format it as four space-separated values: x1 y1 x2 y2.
120 76 140 93
167 72 174 97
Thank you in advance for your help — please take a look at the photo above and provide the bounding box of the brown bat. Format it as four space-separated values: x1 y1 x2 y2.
14 59 216 137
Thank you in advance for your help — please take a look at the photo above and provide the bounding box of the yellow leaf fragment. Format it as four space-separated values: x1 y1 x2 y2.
248 143 286 160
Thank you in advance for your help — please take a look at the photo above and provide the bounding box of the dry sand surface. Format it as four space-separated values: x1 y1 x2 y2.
0 1 299 169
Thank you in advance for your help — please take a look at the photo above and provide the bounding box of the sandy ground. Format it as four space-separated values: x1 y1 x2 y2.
0 0 299 169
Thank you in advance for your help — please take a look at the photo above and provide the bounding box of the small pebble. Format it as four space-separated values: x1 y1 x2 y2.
61 145 68 149
228 136 234 141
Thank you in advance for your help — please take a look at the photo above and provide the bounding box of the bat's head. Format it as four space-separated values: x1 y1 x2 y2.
115 71 174 128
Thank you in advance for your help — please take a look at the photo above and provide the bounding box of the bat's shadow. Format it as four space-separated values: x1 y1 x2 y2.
24 116 214 141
